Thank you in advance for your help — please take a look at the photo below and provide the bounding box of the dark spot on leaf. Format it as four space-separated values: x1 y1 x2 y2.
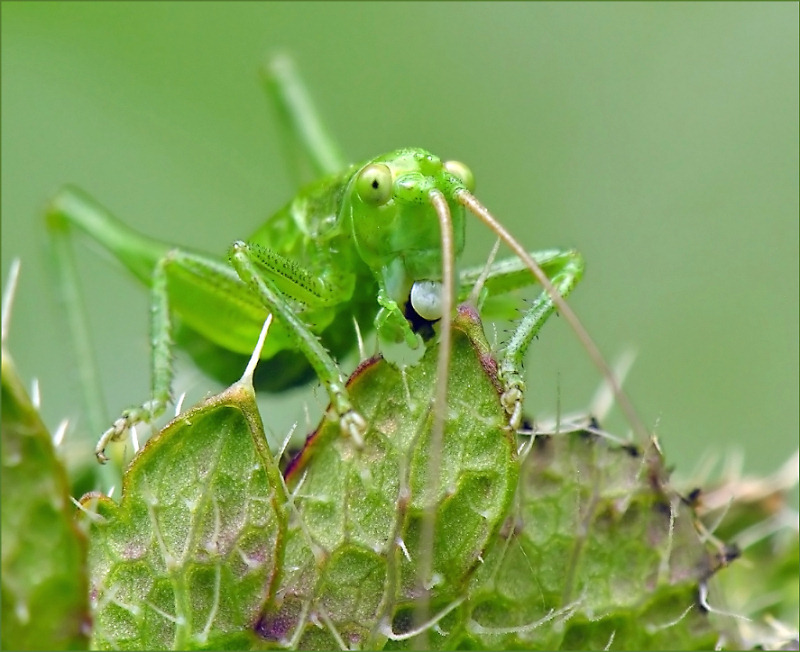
653 500 671 517
254 606 297 642
391 608 415 636
533 433 552 450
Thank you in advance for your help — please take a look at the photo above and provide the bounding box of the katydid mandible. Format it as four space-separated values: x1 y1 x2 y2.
46 55 646 463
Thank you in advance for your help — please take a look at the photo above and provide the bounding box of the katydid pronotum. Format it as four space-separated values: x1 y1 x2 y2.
46 55 647 464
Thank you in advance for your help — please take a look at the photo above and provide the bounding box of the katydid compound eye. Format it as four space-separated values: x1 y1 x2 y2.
444 160 475 192
356 163 393 205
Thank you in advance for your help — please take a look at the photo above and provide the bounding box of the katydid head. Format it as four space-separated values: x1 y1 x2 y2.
344 148 473 324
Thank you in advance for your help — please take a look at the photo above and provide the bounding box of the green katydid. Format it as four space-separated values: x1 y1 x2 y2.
46 55 647 465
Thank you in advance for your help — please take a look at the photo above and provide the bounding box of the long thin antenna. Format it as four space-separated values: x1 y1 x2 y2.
456 190 650 446
468 237 502 307
415 189 455 645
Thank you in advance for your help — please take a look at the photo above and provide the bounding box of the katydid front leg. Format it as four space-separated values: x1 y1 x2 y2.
229 241 367 446
459 248 585 429
375 293 420 348
97 234 369 459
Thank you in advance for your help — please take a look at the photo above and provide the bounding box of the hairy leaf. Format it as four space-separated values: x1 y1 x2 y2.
2 352 90 650
81 379 287 650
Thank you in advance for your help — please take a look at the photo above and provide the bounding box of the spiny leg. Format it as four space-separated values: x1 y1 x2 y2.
457 189 650 442
94 255 174 462
459 247 585 429
229 241 366 446
45 187 176 464
495 251 584 430
458 248 582 312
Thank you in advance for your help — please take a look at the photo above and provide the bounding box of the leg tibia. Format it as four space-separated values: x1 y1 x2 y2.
94 256 174 462
229 241 366 446
45 186 178 460
496 249 585 428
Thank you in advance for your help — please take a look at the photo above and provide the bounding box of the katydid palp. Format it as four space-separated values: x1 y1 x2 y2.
46 55 647 464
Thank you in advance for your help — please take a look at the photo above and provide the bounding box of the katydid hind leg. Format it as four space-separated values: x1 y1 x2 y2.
46 185 171 287
46 201 108 443
261 54 346 182
45 187 179 463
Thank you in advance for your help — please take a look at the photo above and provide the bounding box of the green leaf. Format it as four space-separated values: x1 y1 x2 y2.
81 378 287 650
256 306 519 650
1 352 90 651
421 432 726 650
256 306 727 650
80 306 784 649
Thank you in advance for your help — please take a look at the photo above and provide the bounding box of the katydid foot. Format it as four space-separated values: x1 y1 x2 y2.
339 409 367 448
94 399 166 463
500 378 525 432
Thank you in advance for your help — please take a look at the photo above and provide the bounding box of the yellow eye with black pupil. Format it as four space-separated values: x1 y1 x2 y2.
356 163 393 205
444 160 475 192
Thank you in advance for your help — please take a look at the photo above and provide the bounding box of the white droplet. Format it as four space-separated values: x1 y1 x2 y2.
410 280 443 321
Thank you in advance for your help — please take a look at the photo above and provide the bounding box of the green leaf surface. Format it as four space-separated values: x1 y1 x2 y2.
414 432 726 650
259 306 519 649
257 306 728 650
80 307 774 649
1 352 90 651
81 378 287 650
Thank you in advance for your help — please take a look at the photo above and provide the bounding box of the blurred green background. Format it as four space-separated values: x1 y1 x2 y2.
2 3 797 483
